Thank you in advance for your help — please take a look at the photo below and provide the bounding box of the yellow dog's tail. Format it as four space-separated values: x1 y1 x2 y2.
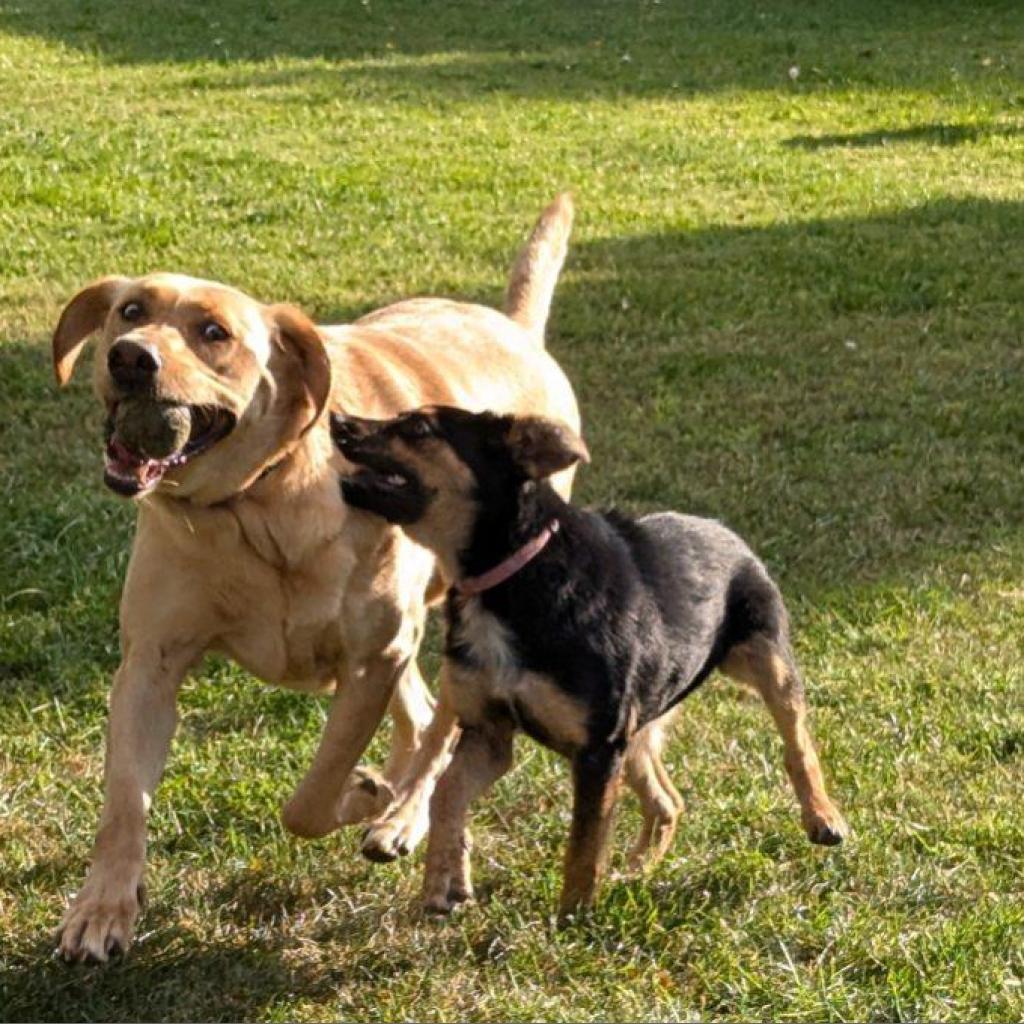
504 192 574 344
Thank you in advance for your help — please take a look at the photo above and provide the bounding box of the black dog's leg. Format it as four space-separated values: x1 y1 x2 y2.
624 717 684 873
423 717 516 913
560 743 626 919
722 633 848 845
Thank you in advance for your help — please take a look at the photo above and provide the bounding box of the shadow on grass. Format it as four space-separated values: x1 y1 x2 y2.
784 121 1024 150
554 196 1024 595
0 930 341 1023
0 862 421 1023
1 0 1019 99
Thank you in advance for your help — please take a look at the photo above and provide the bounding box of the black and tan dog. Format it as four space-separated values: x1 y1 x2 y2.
332 405 848 917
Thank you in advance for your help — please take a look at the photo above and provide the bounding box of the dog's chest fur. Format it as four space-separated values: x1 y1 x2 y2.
447 596 589 750
141 482 433 691
453 597 520 680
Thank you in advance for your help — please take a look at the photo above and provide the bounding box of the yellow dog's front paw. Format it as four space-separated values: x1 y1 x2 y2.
281 790 344 839
806 813 849 846
803 802 850 847
56 873 144 964
361 795 431 863
335 766 394 827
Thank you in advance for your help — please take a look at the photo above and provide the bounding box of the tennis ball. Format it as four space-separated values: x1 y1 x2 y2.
114 399 192 458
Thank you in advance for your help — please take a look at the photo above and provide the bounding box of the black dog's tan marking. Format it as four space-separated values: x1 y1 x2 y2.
332 406 848 917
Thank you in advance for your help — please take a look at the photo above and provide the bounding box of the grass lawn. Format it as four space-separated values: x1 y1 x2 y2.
2 0 1024 1019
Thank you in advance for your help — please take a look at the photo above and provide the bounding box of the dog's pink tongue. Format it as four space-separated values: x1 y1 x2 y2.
140 460 167 485
106 438 167 488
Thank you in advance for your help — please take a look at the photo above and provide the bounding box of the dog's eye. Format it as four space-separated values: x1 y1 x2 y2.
199 321 229 343
120 301 144 322
403 417 433 440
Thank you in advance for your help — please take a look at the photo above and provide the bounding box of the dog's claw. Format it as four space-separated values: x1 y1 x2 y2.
360 829 401 864
359 822 421 863
56 927 79 964
806 812 849 846
809 823 845 846
55 869 143 965
423 892 472 916
447 882 472 906
422 873 474 915
360 788 432 863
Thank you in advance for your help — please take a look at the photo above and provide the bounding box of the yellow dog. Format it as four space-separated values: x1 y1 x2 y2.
51 196 579 961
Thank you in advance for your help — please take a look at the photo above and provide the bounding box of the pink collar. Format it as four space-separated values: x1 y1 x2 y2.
455 521 560 597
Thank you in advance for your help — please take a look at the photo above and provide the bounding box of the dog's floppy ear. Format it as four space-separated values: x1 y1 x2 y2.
268 303 332 437
52 276 130 386
505 415 589 479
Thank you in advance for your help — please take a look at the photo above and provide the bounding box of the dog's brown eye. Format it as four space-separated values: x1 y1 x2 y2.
120 301 144 322
200 321 229 343
404 417 433 440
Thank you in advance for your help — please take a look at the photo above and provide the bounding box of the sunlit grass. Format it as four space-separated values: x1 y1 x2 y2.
2 1 1023 1020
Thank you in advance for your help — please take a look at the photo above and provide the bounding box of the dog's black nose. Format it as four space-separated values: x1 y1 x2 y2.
330 413 356 439
330 412 374 451
108 339 161 392
330 413 356 447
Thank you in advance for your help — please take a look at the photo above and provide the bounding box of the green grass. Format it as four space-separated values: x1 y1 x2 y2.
2 0 1024 1019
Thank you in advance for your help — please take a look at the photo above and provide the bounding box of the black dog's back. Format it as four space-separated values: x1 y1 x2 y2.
469 499 791 744
639 512 788 657
611 510 789 721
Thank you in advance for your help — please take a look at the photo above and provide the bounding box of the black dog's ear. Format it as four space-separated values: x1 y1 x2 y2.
505 415 589 479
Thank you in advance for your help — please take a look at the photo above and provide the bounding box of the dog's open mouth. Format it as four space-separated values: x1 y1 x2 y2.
339 451 429 525
347 463 413 492
341 452 414 498
103 403 236 498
